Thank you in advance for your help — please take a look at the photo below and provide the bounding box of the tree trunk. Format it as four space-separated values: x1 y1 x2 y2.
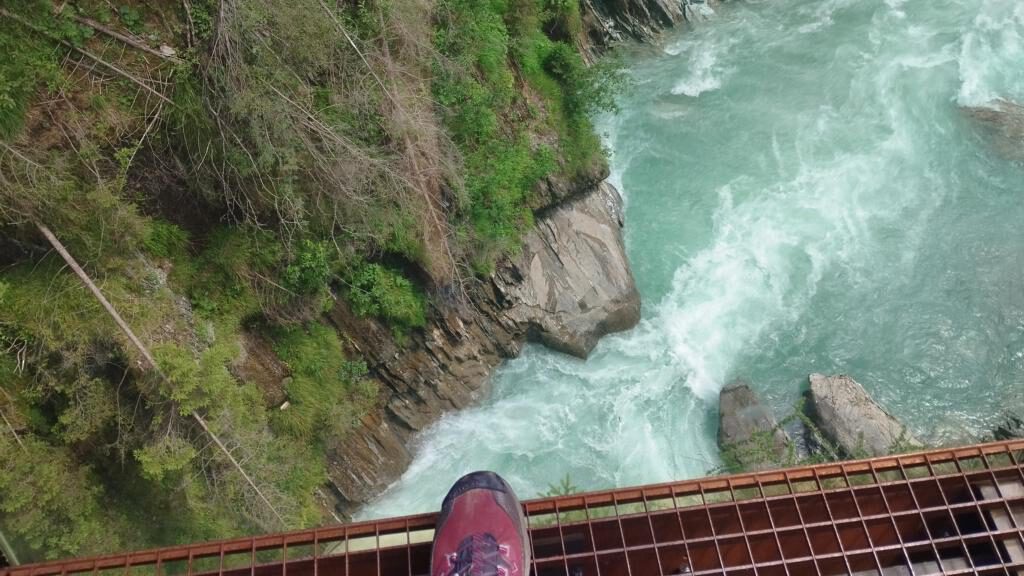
0 522 19 566
35 223 286 528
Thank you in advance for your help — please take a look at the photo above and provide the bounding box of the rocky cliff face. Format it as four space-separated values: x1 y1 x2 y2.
580 0 719 55
323 178 640 516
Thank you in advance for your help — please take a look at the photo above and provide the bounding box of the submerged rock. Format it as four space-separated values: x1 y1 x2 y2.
325 179 640 516
962 99 1024 162
992 414 1024 441
718 380 790 471
807 374 921 458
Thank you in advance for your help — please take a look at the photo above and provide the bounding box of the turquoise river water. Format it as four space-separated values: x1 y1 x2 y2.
362 0 1024 518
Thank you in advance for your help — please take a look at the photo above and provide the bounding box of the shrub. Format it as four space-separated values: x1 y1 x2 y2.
152 342 238 416
187 228 281 318
432 0 625 268
271 324 375 441
135 436 198 482
0 435 120 560
143 221 190 260
345 261 427 332
283 240 331 295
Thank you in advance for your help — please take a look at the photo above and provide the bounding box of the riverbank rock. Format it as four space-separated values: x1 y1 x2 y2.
962 99 1024 162
325 179 640 516
581 0 719 56
718 381 790 471
495 181 641 358
807 374 921 458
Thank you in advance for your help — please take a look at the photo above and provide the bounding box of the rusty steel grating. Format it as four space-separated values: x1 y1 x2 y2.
4 440 1024 576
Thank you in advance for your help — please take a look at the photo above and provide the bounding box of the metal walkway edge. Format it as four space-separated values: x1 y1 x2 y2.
5 440 1024 576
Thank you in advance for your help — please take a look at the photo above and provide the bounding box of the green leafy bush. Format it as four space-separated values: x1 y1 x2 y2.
432 0 558 264
117 5 143 34
135 436 198 482
153 342 238 416
432 0 625 268
345 261 427 332
543 42 625 117
187 228 282 318
283 240 331 294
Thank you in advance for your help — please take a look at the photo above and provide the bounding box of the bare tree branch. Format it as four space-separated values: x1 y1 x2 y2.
0 8 173 105
0 406 25 453
69 13 182 62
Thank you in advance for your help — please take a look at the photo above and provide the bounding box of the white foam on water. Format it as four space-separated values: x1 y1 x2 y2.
957 0 1024 106
671 49 726 97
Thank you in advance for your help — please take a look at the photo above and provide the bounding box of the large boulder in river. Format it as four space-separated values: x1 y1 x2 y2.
808 374 921 458
718 380 791 471
494 181 641 358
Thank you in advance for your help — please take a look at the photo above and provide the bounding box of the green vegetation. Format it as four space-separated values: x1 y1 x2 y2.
142 221 189 260
543 473 581 497
284 241 331 295
716 400 839 475
0 435 121 560
0 1 61 138
344 261 427 337
271 324 376 441
0 0 622 561
433 0 624 270
535 474 588 525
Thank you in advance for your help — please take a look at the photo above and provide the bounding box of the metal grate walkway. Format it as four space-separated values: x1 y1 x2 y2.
4 440 1024 576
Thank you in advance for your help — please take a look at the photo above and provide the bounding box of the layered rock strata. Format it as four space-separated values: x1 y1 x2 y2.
324 179 640 515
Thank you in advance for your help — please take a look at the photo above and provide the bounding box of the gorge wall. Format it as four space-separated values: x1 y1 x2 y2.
315 0 722 520
322 170 641 516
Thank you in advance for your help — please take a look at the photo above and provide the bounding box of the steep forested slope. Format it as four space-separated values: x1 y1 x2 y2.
0 0 623 561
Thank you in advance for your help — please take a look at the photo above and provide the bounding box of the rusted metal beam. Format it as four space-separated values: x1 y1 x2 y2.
5 440 1024 576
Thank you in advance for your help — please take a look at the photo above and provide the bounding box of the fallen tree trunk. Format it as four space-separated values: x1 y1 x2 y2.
36 223 286 529
0 523 19 566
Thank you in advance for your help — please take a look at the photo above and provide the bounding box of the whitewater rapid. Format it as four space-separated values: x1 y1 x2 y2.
360 0 1024 518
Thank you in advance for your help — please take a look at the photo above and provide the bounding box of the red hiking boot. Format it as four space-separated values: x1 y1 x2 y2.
431 471 531 576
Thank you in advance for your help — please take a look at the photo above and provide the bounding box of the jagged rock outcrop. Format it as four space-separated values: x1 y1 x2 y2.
718 380 790 471
496 181 640 358
807 374 921 458
963 99 1024 162
580 0 719 55
325 179 640 515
